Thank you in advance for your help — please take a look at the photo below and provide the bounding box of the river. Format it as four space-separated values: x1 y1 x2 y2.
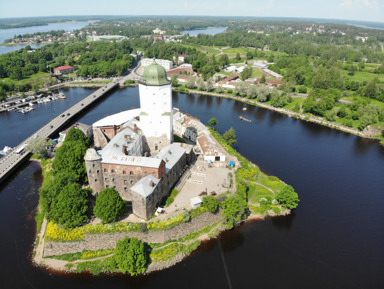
0 22 93 55
0 87 383 289
181 27 226 37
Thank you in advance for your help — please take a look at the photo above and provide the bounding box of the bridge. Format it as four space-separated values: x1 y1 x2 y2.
0 80 120 185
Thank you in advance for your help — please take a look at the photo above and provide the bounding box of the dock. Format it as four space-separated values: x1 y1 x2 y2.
0 80 119 185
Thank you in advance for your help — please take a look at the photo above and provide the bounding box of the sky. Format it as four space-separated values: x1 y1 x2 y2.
0 0 383 23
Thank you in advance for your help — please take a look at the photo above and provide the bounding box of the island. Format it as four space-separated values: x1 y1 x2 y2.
32 62 299 275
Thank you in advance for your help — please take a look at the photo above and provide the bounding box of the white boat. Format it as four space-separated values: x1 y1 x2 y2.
29 102 34 107
0 146 13 155
58 93 66 99
7 107 16 111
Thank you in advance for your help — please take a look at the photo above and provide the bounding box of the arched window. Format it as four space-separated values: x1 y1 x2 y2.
123 170 126 175
124 187 128 191
94 179 98 182
111 169 115 173
130 171 133 175
130 180 134 185
104 168 107 173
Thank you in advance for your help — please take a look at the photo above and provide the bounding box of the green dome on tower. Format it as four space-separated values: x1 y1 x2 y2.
142 61 170 86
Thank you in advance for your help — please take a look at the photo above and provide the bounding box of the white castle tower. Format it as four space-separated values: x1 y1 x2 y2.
138 61 173 150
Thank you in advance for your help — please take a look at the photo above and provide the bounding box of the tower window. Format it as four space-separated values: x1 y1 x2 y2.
95 179 98 182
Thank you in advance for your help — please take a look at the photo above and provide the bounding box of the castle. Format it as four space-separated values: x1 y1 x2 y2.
84 61 195 219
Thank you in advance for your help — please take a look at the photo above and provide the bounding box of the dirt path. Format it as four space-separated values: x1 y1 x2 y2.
252 181 275 194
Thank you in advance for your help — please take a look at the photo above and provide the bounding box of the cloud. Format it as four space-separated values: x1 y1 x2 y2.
339 0 379 9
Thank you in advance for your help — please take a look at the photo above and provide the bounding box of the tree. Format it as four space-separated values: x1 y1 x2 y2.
260 74 266 84
223 127 237 146
240 67 252 81
234 81 249 97
218 54 229 67
246 51 253 60
256 86 271 102
39 172 77 220
220 196 248 229
94 188 126 223
171 74 178 86
206 77 214 91
196 77 205 91
51 182 89 228
208 117 218 129
235 52 241 61
185 76 196 89
26 136 51 158
52 141 88 182
114 237 149 275
276 185 299 210
65 127 90 147
202 196 219 213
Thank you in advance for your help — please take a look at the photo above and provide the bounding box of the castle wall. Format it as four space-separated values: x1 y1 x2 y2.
100 161 165 201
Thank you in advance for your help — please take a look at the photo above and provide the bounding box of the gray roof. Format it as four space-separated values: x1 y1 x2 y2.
131 174 159 197
84 148 101 161
157 143 185 173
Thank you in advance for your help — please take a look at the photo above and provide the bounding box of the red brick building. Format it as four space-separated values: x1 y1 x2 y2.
54 65 75 75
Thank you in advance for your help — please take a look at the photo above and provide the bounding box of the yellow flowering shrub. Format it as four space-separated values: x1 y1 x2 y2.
150 243 185 263
148 213 185 231
45 221 85 241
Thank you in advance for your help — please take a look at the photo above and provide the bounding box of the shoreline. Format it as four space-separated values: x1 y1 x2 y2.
176 88 381 141
31 134 292 275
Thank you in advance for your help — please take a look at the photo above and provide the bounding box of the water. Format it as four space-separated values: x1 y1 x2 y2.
181 27 226 37
1 88 384 288
0 22 93 55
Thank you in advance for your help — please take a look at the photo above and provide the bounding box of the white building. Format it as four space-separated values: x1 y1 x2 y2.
141 58 173 71
139 61 173 145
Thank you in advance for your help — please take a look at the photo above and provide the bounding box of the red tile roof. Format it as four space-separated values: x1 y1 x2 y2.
54 65 74 71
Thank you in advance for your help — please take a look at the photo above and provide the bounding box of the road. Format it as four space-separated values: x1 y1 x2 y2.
0 80 119 184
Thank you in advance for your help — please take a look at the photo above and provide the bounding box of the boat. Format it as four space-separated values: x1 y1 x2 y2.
239 116 252 122
7 107 16 111
29 102 34 107
58 93 66 99
0 146 13 155
242 107 247 111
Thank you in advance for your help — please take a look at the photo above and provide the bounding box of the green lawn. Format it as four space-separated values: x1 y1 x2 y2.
341 70 384 82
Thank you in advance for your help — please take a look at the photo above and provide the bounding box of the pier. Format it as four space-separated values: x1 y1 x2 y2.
0 80 119 185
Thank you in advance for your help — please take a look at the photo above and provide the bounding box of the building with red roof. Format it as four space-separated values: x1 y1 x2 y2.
54 65 75 75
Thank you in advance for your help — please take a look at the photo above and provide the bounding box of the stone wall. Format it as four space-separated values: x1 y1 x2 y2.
43 212 223 257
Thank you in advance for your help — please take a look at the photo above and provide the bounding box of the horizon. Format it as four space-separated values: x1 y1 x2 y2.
1 0 383 23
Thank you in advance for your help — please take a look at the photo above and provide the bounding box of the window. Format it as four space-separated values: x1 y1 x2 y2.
95 179 98 182
124 187 128 191
113 186 116 189
106 185 109 188
124 180 127 184
105 178 109 182
123 170 126 175
89 170 92 173
96 170 99 174
112 178 116 183
92 164 95 167
104 168 107 173
130 171 133 175
130 180 134 185
111 169 115 173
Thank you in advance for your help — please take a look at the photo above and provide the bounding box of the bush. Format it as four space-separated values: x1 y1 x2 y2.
202 196 219 213
114 237 149 275
272 207 281 214
94 188 126 223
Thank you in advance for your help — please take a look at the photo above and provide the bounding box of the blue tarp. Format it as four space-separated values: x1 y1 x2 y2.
229 161 235 167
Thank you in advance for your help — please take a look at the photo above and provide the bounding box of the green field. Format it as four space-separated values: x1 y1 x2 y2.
341 70 384 82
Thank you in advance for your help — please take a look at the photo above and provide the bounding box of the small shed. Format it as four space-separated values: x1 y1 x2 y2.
190 197 202 209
